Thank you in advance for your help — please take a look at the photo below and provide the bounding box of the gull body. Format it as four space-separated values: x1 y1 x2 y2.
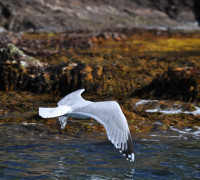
39 89 134 161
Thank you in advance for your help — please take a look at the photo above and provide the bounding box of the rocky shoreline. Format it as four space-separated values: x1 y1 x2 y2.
0 29 200 135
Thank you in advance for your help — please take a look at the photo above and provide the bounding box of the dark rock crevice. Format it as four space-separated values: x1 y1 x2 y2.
133 68 200 102
193 0 200 25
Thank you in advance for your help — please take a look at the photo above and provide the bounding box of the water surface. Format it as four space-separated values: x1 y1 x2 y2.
0 124 200 179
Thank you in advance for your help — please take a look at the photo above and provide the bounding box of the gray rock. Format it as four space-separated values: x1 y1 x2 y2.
0 0 199 32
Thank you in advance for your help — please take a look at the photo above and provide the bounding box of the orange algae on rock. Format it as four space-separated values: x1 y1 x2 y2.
1 30 200 134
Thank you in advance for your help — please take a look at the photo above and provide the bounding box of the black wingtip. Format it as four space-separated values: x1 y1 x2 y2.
119 134 134 162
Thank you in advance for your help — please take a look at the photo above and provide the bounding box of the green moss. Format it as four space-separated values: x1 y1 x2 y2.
7 43 24 56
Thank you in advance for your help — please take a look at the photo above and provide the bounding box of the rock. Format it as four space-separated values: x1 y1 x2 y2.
1 29 200 98
0 44 91 93
0 26 6 32
0 44 136 96
0 43 45 69
133 67 200 102
0 44 44 91
0 0 199 32
0 31 21 46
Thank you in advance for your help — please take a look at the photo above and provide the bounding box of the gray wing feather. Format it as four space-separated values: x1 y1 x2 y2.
57 89 92 108
71 101 134 161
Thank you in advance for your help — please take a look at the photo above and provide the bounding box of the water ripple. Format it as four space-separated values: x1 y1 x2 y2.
0 125 200 179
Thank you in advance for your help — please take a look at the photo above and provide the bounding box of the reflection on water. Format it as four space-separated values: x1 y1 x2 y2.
0 124 200 179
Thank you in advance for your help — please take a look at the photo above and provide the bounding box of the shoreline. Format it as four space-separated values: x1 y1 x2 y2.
0 29 200 134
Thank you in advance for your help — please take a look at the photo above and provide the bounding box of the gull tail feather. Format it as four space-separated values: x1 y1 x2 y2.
39 106 70 118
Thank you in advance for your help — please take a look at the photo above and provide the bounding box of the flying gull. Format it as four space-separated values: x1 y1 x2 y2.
39 89 134 162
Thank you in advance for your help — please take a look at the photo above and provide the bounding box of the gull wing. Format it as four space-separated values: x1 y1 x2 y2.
71 101 134 161
57 89 92 108
39 106 70 118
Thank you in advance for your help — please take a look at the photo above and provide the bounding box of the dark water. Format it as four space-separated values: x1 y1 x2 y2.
0 124 200 180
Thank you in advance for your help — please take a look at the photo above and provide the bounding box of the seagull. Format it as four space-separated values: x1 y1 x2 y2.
39 89 134 162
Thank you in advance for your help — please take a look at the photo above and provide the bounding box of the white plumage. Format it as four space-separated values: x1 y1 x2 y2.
39 89 134 162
